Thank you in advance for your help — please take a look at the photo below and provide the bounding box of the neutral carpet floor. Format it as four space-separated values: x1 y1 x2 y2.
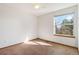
0 39 78 55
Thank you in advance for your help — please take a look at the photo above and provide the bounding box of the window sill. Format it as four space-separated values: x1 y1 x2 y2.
54 34 75 38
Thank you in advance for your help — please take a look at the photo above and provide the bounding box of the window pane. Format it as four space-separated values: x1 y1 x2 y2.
55 13 74 35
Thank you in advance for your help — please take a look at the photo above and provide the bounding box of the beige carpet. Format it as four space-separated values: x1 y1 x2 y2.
0 39 78 55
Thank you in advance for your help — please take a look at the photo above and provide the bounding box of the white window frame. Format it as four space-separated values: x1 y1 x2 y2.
53 6 77 38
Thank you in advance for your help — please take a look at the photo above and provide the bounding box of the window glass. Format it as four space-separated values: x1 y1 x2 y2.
55 13 74 35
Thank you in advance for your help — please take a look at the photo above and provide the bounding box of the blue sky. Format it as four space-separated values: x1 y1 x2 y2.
55 13 74 26
55 14 74 28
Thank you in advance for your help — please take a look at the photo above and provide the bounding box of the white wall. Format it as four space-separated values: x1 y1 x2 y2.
0 5 37 48
78 4 79 50
38 5 78 47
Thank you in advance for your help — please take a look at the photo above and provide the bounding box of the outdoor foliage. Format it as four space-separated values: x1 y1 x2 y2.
55 14 73 35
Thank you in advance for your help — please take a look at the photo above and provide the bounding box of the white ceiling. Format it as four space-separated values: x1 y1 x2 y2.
0 3 77 16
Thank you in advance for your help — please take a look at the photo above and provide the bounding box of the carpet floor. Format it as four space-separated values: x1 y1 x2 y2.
0 39 78 55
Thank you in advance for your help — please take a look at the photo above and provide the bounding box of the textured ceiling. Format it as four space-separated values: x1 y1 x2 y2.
0 3 77 16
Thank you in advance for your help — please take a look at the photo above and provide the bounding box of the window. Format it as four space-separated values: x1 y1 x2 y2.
54 13 75 37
